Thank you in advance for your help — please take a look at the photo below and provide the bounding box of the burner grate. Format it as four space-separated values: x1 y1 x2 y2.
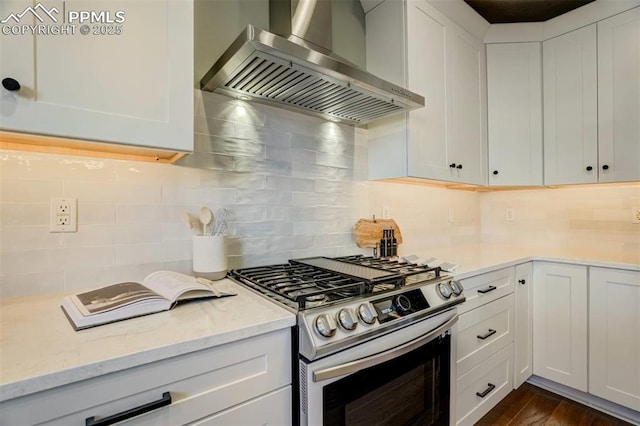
230 262 376 309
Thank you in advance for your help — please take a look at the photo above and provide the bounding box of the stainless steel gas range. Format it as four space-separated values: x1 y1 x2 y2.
229 255 466 426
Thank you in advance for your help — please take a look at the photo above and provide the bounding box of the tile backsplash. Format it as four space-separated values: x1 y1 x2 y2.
481 184 640 252
1 91 638 297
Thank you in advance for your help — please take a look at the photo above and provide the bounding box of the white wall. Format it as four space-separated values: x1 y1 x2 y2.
481 184 640 252
1 96 638 298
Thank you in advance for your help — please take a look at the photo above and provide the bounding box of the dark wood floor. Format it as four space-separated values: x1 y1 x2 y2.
476 383 634 426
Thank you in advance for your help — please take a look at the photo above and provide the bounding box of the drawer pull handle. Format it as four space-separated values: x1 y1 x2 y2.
476 383 496 398
519 279 526 285
86 392 172 426
477 329 496 340
477 285 497 294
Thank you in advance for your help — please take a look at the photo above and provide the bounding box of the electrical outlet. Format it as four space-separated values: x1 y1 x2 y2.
506 208 515 222
633 207 640 224
50 198 77 232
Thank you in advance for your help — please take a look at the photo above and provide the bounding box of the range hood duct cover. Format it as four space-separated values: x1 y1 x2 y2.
200 0 424 125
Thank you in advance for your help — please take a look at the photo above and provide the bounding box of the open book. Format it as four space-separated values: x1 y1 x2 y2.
61 271 235 330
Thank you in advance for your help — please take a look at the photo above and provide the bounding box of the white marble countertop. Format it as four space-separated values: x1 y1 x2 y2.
411 243 640 279
0 278 296 403
1 244 638 404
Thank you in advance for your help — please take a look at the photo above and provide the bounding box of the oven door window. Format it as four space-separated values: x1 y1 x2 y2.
322 334 450 426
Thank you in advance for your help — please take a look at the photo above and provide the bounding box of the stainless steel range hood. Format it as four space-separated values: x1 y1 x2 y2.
199 0 424 125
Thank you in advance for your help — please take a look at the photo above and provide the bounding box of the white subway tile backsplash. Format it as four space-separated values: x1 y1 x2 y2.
116 243 165 265
1 246 116 276
2 91 635 298
161 186 236 206
0 179 62 202
65 181 162 204
0 272 65 298
78 203 116 225
0 226 63 251
194 134 266 157
265 176 315 193
0 203 49 226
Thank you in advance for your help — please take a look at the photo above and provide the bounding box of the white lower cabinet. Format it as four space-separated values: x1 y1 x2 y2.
0 329 291 426
454 267 516 425
187 387 291 425
455 344 513 426
589 267 640 411
456 293 514 377
513 262 533 388
533 262 588 391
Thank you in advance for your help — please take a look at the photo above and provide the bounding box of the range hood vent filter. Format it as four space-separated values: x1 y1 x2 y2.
200 23 424 125
221 52 404 123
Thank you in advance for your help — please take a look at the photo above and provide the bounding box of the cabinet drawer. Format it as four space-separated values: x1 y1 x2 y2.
456 344 513 426
457 267 514 314
0 329 291 426
188 386 291 425
456 294 515 377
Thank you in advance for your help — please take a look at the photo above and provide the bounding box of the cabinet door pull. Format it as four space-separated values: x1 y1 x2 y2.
602 164 609 170
477 329 496 340
456 164 463 169
2 78 20 91
492 170 499 175
476 383 496 398
85 392 172 426
518 279 526 285
449 163 457 168
586 166 593 171
477 285 497 294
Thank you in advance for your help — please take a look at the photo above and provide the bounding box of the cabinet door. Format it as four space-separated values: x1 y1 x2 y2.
513 263 533 388
598 7 640 183
589 267 640 411
0 0 193 152
487 43 543 186
533 262 587 391
406 0 449 181
543 24 598 185
449 26 487 185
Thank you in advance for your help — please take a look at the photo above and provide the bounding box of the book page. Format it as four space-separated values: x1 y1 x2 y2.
73 282 161 315
143 271 213 302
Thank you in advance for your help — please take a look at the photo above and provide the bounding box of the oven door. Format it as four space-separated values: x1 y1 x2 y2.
300 309 457 426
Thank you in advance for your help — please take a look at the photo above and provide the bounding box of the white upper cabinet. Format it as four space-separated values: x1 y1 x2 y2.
597 7 640 183
543 24 598 185
0 0 193 152
366 0 487 185
487 42 543 187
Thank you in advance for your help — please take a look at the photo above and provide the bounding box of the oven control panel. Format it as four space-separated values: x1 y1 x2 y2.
370 289 429 324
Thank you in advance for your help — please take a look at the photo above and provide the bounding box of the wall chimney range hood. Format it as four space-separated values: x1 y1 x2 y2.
199 0 424 125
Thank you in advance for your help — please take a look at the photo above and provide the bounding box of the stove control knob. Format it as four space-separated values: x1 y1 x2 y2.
315 314 337 338
437 282 453 299
394 294 412 312
357 303 377 325
449 280 464 296
338 308 358 331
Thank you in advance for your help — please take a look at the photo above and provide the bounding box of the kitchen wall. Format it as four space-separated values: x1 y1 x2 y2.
0 92 367 297
1 94 638 299
481 184 640 253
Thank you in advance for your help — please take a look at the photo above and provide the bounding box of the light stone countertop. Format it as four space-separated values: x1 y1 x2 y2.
0 278 296 403
1 244 638 404
412 243 640 279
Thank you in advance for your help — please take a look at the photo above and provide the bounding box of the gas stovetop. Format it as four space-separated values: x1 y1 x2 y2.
229 255 443 311
230 255 466 360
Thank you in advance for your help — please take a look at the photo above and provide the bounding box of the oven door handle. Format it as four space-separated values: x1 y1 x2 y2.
313 314 458 382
